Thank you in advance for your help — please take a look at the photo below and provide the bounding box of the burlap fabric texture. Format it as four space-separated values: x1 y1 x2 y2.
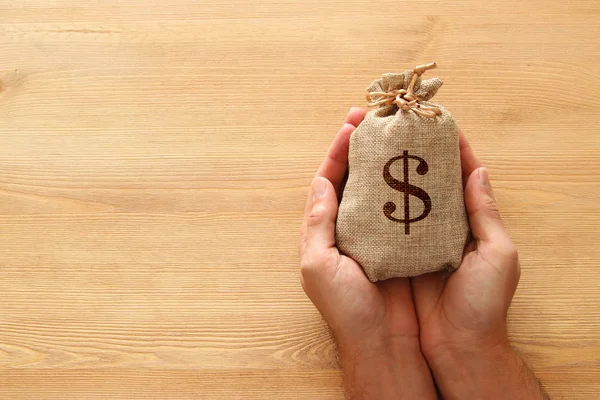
336 63 470 282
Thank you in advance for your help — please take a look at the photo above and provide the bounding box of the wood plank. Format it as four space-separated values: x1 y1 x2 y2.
1 0 599 398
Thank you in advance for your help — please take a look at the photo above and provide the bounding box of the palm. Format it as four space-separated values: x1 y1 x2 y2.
443 249 507 331
333 253 420 341
413 241 519 353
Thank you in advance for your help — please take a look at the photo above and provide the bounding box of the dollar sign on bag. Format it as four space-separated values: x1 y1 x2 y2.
383 151 432 235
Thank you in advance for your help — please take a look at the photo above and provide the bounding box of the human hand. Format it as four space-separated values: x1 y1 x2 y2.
411 130 520 357
411 131 547 399
299 108 437 400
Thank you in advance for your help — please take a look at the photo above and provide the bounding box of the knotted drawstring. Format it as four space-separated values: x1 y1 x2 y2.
367 62 442 118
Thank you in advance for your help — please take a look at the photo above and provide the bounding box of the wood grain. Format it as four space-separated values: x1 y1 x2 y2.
1 0 599 398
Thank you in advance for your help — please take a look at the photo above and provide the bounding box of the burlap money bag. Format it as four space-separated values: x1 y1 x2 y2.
336 63 469 282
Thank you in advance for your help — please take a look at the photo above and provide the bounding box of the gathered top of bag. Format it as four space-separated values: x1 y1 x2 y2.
366 62 443 118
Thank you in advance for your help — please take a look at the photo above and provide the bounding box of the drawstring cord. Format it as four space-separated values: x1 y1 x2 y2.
366 62 442 118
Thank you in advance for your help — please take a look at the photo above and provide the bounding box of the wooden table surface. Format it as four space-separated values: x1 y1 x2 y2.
1 1 599 398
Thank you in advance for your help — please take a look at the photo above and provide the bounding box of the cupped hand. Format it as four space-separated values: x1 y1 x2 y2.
411 131 521 358
298 108 437 399
299 107 420 349
410 133 547 400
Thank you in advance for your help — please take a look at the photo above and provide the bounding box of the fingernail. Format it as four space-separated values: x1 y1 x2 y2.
479 167 496 200
312 177 327 202
479 167 489 186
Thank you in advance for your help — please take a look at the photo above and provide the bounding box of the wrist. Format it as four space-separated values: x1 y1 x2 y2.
425 337 547 400
336 327 421 360
427 338 512 399
423 329 511 366
337 334 437 400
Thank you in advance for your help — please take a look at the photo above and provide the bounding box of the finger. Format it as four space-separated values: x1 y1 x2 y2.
302 177 339 257
315 127 353 197
459 130 482 187
301 109 366 256
411 271 448 321
379 277 418 313
464 167 508 243
299 185 313 256
315 122 354 186
315 108 367 197
345 107 367 127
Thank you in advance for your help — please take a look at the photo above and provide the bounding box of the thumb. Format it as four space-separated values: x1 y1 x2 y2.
464 167 508 243
304 177 338 253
